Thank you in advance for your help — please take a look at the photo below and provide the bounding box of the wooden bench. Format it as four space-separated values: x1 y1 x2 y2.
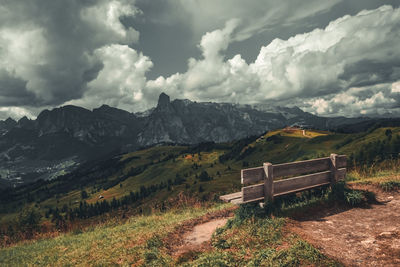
220 154 346 204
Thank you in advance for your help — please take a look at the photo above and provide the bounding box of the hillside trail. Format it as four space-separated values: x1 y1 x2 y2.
287 184 400 267
165 207 236 258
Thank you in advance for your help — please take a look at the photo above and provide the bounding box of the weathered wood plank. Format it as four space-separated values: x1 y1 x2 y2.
241 166 264 185
242 183 264 202
241 196 265 204
329 155 347 183
273 157 330 178
241 155 346 184
229 196 265 205
336 155 347 168
220 192 242 202
330 154 339 184
273 182 330 197
273 170 331 195
231 197 246 204
239 155 347 203
264 162 274 202
230 169 346 203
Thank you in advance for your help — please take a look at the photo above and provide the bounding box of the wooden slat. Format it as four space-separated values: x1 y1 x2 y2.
231 197 245 204
336 155 347 168
239 155 347 203
330 154 339 184
274 170 331 195
241 167 264 185
273 182 330 197
220 192 242 202
273 157 330 178
264 163 274 201
241 155 346 184
241 196 265 204
229 196 265 205
242 183 264 202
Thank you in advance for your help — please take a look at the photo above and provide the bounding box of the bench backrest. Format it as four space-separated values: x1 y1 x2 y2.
241 154 347 203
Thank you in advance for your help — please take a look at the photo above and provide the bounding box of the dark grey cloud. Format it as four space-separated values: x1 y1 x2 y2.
146 5 400 117
0 0 139 109
132 0 343 79
132 0 400 79
0 70 35 105
0 0 400 120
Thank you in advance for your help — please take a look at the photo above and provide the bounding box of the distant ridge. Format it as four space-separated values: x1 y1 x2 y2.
0 92 398 184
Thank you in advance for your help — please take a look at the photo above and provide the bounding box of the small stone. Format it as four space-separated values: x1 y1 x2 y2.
378 232 392 237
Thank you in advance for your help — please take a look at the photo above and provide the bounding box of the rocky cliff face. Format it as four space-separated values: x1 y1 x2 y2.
0 93 344 161
138 93 289 146
0 118 17 135
35 105 142 144
0 92 372 185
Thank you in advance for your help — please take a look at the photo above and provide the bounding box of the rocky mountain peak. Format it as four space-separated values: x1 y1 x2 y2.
96 104 112 110
156 93 171 111
0 117 17 130
5 117 16 124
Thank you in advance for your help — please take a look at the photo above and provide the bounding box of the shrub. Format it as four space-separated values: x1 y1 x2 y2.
18 207 42 230
330 181 372 206
146 235 163 249
344 190 364 206
234 203 268 224
380 181 400 191
198 171 212 181
80 190 88 199
185 251 236 267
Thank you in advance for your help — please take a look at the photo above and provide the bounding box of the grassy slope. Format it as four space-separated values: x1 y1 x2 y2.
0 201 343 267
0 204 231 266
1 127 399 224
2 127 400 266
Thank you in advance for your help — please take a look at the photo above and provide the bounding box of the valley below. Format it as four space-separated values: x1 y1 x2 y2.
0 105 399 266
1 93 390 187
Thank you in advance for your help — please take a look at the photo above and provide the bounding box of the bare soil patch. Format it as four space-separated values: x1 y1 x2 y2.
183 218 229 246
287 185 400 266
164 207 236 258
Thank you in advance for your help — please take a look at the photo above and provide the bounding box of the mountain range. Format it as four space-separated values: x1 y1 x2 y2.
0 92 398 186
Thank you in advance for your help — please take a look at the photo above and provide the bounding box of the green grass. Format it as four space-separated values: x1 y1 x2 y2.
0 203 231 266
346 157 400 187
1 127 399 229
0 200 343 267
1 126 399 265
184 211 340 266
379 180 400 191
2 167 382 266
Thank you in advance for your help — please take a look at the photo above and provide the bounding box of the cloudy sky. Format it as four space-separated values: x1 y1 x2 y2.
1 0 400 120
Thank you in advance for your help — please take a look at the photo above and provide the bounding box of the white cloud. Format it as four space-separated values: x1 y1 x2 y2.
304 82 400 117
1 2 400 120
146 19 260 104
148 5 400 116
0 27 49 101
81 0 140 45
0 0 141 111
0 107 35 120
392 81 400 93
66 44 153 111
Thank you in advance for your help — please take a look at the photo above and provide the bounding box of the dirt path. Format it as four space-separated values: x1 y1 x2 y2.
288 185 400 266
183 218 229 246
165 207 235 258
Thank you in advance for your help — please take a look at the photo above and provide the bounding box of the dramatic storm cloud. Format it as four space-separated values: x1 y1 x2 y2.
149 5 400 116
0 0 399 119
0 0 142 117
